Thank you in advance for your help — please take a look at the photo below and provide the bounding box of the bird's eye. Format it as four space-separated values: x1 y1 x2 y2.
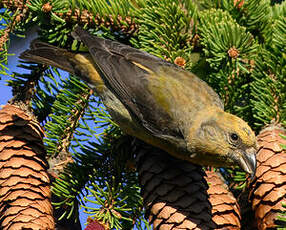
230 133 239 142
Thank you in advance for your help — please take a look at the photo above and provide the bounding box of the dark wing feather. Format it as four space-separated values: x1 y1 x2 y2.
72 27 183 137
72 27 224 139
20 41 77 74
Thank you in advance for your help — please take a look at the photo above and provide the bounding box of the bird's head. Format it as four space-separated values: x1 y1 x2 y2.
188 109 257 177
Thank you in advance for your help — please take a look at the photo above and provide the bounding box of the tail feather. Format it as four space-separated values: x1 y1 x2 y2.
20 40 76 75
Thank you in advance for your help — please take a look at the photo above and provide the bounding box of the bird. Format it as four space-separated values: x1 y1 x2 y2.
20 26 257 177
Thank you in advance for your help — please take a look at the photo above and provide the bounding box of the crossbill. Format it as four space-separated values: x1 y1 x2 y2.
20 27 257 176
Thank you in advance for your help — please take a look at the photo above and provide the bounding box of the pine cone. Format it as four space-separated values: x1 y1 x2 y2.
0 104 54 229
205 170 241 229
249 125 286 229
135 141 216 229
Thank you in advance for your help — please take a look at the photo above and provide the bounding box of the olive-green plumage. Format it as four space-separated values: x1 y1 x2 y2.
20 27 257 176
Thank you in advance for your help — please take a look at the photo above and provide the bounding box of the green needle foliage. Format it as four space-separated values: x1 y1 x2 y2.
0 0 285 229
0 8 12 78
130 0 197 69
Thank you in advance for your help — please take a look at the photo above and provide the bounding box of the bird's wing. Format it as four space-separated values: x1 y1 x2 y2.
72 27 224 138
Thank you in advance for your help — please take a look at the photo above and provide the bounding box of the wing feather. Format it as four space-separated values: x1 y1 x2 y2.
72 27 223 139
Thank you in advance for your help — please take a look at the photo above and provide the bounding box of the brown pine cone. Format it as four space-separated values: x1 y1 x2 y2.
0 104 54 229
249 125 286 230
135 141 216 230
205 170 241 229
